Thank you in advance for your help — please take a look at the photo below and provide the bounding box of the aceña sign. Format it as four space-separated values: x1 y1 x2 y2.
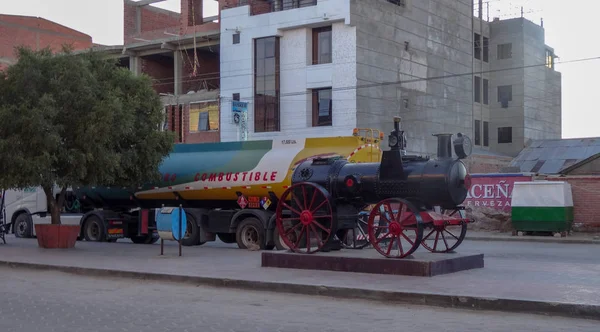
463 174 532 212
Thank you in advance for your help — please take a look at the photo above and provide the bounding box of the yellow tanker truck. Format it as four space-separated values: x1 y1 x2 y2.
70 128 383 250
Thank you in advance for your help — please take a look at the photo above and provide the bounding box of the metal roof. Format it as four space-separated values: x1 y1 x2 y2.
509 137 600 174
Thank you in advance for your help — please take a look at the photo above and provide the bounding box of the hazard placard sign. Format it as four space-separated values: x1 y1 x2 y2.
237 195 248 209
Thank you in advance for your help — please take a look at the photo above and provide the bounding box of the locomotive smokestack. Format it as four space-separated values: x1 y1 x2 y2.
433 134 453 159
393 116 401 133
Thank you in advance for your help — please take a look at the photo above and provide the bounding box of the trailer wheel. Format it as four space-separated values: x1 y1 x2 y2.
13 213 33 238
236 217 265 250
181 212 200 246
83 215 106 242
273 226 290 251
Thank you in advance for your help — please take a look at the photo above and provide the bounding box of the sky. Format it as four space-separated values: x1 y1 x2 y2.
0 0 598 139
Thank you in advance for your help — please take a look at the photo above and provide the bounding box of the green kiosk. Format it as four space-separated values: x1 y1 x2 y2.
510 181 574 237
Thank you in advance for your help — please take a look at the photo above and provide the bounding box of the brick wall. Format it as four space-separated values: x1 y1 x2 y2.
124 0 220 44
250 0 273 15
181 50 220 93
465 154 513 173
181 0 203 28
0 15 92 62
472 173 600 232
124 1 180 44
141 56 175 95
537 176 600 231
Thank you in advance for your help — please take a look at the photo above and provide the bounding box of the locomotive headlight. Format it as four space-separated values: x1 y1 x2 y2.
453 133 473 159
388 135 398 147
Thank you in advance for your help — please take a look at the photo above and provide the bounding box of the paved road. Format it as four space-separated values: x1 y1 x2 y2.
0 266 597 332
2 234 600 308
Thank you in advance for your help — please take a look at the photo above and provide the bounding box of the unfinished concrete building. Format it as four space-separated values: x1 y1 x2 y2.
97 0 221 144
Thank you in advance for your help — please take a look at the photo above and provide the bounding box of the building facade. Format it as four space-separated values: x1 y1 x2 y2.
218 0 561 162
0 14 93 71
96 0 223 144
473 15 561 157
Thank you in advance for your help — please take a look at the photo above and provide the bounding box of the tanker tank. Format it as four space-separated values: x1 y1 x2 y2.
73 131 384 211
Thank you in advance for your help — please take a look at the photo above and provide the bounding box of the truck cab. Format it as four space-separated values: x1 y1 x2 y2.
3 186 84 238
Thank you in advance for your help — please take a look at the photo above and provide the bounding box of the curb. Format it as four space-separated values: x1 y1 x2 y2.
465 235 600 245
1 260 599 321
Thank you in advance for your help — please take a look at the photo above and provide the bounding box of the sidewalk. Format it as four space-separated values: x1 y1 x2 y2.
1 235 599 320
466 230 600 244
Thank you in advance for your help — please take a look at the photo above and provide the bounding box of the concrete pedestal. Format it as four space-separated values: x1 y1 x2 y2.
261 249 484 277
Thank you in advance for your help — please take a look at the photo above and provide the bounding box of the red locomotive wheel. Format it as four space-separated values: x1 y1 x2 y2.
367 198 424 259
421 208 468 253
275 182 336 254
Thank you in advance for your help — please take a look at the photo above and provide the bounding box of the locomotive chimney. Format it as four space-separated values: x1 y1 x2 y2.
393 116 401 133
433 133 453 159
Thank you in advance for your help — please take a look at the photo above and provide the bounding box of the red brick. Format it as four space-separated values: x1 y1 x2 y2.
181 49 220 93
0 15 92 67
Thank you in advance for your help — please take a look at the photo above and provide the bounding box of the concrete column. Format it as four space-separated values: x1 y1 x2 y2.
173 50 183 95
129 56 141 76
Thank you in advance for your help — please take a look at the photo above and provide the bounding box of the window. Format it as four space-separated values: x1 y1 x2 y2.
545 49 555 69
498 127 512 144
483 36 489 62
498 85 512 108
483 78 489 105
233 93 240 101
312 26 332 65
312 88 332 126
387 0 406 6
497 43 512 59
254 36 280 132
483 121 489 146
403 98 409 110
474 76 481 103
233 33 240 44
474 119 481 146
474 33 481 60
189 101 219 132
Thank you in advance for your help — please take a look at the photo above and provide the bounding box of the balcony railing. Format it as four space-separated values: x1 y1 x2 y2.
224 0 318 16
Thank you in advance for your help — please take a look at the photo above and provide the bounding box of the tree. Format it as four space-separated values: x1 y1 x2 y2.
0 46 175 225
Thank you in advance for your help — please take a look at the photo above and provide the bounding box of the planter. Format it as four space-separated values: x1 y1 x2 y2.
35 224 80 249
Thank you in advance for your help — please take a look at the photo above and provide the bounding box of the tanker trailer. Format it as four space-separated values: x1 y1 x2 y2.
72 128 383 249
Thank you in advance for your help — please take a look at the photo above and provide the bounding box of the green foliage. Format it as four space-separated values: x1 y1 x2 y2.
0 46 175 223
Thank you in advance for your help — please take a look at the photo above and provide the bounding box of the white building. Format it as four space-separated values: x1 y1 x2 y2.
219 0 357 142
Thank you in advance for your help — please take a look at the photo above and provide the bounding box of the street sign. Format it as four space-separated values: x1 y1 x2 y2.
232 101 248 141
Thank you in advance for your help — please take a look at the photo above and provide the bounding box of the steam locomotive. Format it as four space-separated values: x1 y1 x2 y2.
275 117 474 258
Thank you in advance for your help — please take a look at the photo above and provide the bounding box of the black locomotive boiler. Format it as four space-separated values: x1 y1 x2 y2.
275 117 474 258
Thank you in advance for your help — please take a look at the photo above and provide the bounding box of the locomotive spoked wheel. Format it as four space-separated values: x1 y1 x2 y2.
367 198 424 259
338 205 382 250
421 208 468 253
275 182 336 254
